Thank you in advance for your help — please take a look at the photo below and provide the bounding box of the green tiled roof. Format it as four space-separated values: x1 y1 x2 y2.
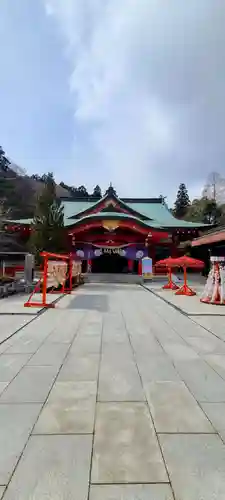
62 199 207 228
126 202 205 228
5 218 33 225
7 196 209 230
65 212 163 229
63 200 94 218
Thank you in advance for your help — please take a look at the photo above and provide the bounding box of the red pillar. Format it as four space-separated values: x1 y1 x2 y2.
88 259 92 273
138 260 142 276
128 260 133 273
170 243 178 258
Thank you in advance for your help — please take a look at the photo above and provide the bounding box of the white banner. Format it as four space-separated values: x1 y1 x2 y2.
47 261 67 288
72 261 82 277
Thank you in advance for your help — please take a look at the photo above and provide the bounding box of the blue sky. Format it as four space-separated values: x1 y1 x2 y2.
1 1 225 201
0 1 74 179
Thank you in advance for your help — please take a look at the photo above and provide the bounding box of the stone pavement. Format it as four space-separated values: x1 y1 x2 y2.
0 293 62 346
1 284 225 498
146 280 225 316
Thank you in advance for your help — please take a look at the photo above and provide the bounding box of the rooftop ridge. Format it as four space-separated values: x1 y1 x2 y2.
60 196 163 204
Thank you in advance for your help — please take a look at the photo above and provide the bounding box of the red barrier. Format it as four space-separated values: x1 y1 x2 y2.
24 252 73 309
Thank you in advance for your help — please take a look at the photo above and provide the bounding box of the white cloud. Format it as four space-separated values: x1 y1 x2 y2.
44 0 225 199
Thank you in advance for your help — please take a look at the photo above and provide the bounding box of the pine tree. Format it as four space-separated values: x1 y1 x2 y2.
92 185 102 199
0 146 10 172
30 173 65 260
174 183 190 218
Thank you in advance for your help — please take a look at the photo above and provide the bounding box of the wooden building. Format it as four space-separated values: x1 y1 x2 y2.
6 186 208 274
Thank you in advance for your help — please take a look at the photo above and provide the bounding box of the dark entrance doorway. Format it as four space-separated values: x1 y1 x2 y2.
92 253 128 273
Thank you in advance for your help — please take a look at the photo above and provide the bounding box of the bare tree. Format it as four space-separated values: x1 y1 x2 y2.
202 172 225 204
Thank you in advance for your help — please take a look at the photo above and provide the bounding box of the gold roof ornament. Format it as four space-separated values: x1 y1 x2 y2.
102 220 120 232
104 199 117 208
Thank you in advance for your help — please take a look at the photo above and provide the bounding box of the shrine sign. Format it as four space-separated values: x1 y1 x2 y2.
142 257 153 279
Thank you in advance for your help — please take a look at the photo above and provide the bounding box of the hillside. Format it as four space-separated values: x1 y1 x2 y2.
0 164 71 219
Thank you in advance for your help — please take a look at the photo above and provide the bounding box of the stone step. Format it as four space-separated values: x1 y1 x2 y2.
84 273 143 284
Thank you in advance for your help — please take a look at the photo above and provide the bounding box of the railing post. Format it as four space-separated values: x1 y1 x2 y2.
42 254 48 305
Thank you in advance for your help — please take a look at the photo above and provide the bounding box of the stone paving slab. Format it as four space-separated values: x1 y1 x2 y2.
3 435 92 500
0 403 41 485
145 381 214 433
89 484 174 500
0 365 57 403
131 336 164 356
102 330 128 343
203 354 225 380
146 285 225 315
2 283 225 497
0 354 31 383
27 342 69 367
101 342 133 359
174 359 225 402
200 403 225 443
0 293 61 315
47 324 78 343
0 487 5 499
98 358 145 401
0 382 8 395
5 338 43 354
0 310 71 352
137 354 180 382
78 323 103 336
92 402 168 483
193 316 225 340
58 353 99 381
160 434 225 500
34 381 97 434
70 336 101 354
0 316 32 344
162 342 199 360
185 336 225 354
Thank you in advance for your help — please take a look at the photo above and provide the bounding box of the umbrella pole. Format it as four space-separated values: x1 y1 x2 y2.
175 265 196 296
163 267 179 290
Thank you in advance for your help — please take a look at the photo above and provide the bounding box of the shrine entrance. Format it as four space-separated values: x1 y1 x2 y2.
92 253 128 273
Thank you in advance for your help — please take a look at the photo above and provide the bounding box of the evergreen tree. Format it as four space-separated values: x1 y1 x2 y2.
30 173 65 260
92 185 102 199
174 183 190 218
0 146 10 172
185 197 222 224
77 185 88 198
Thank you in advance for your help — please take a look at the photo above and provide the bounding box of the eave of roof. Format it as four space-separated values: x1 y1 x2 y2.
67 193 151 221
192 226 225 247
6 194 211 231
63 198 210 229
65 212 164 230
5 218 33 226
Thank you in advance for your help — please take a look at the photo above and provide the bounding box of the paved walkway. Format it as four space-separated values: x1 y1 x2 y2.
1 284 225 499
146 281 225 316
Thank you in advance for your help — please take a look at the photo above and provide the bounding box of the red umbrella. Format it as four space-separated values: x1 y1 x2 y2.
155 257 180 290
156 257 179 267
172 256 204 268
171 255 204 296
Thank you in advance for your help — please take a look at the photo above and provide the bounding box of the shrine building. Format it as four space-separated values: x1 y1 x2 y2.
7 185 208 275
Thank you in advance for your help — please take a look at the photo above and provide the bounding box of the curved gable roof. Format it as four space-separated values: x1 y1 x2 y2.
62 197 207 228
7 193 210 230
65 212 163 230
127 201 207 228
66 193 150 221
